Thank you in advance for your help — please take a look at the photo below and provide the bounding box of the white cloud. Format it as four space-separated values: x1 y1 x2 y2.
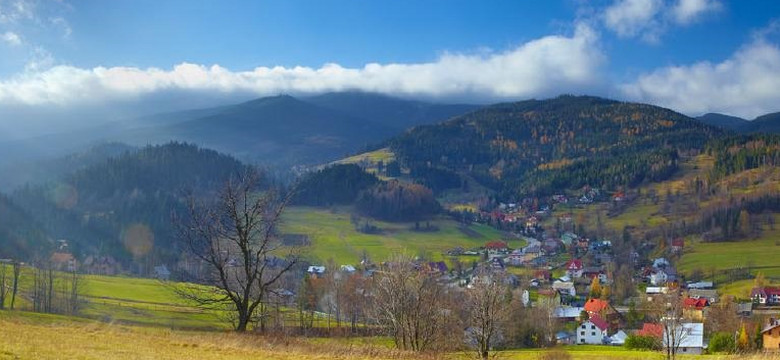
1 30 20 45
621 38 780 118
602 0 721 42
0 24 605 106
671 0 721 25
604 0 664 41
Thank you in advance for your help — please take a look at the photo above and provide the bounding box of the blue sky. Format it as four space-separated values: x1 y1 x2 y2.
1 0 780 126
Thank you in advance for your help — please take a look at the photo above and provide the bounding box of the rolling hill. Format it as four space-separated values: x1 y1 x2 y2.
10 142 252 264
389 95 723 198
696 113 748 130
305 91 479 131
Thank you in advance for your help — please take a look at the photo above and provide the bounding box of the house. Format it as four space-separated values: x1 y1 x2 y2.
506 250 524 266
307 265 326 276
50 252 78 272
653 257 670 269
538 289 562 307
584 298 618 321
760 318 780 351
683 297 710 321
637 323 663 339
686 281 713 290
671 238 685 253
153 265 171 281
565 259 584 279
688 289 719 304
609 330 628 346
576 314 609 344
340 265 357 273
554 306 585 321
560 232 578 247
649 269 669 286
556 331 575 345
552 280 577 297
489 257 506 271
663 323 704 355
751 287 780 305
485 241 509 254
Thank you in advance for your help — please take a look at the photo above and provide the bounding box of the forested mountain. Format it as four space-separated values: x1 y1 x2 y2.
741 112 780 133
11 142 252 266
0 142 136 191
0 194 50 260
390 95 723 198
305 92 478 131
696 113 747 130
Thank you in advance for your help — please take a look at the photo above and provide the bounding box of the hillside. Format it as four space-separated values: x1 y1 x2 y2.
390 95 722 198
742 111 780 133
0 194 50 259
10 142 251 265
0 142 136 191
306 91 478 131
696 113 748 130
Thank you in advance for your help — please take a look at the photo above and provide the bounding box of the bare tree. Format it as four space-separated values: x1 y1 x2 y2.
370 254 456 352
174 170 301 332
10 261 20 310
653 293 693 360
464 275 512 360
0 263 8 309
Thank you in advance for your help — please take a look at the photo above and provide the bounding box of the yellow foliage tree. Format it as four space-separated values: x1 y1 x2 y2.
589 277 601 299
737 324 750 351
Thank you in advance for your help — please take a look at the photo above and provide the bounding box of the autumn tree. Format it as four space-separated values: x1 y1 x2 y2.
174 170 301 332
370 254 457 352
465 275 512 360
589 276 601 299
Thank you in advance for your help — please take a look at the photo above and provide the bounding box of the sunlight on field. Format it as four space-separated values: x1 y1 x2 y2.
283 206 510 265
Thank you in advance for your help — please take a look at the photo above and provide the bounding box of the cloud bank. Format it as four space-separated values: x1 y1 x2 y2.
0 24 604 106
622 37 780 118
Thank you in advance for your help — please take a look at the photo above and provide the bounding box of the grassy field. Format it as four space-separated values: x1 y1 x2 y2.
283 206 514 265
678 216 780 283
2 311 763 360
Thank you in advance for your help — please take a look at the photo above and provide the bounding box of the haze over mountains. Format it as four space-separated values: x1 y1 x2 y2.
0 92 476 188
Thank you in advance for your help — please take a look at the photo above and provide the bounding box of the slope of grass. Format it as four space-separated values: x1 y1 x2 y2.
283 206 512 265
678 217 780 280
3 311 750 360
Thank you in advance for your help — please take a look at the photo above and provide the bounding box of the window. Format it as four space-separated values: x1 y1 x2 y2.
591 332 595 336
581 325 586 329
591 325 595 330
580 339 585 343
580 331 584 336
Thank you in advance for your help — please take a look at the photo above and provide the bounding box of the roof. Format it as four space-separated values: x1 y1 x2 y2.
663 323 704 348
485 241 508 249
753 286 780 296
671 238 684 247
584 298 610 313
565 259 583 270
610 330 629 345
637 323 663 338
554 306 584 318
587 314 609 331
683 297 709 310
761 320 780 334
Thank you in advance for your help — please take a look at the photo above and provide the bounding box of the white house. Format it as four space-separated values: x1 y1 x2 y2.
649 270 668 286
564 259 584 279
653 257 670 269
609 330 628 346
576 315 609 345
552 280 577 297
663 323 704 355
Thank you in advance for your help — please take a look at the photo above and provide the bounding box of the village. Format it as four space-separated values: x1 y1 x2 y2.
296 191 780 355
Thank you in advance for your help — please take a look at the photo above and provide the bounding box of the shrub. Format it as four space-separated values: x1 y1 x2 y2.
708 332 735 353
624 335 661 351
